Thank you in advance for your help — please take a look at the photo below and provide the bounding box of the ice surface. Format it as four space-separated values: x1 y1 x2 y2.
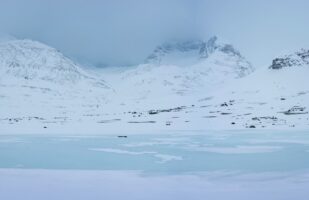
89 148 156 155
0 131 309 172
1 169 309 200
0 131 309 200
188 145 283 154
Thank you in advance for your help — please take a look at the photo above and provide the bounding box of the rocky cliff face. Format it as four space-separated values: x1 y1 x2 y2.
146 36 244 65
270 49 309 69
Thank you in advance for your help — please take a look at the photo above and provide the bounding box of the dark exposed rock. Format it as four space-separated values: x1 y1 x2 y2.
282 106 308 115
221 112 232 115
220 102 228 107
260 116 278 120
270 49 309 69
199 36 241 58
145 36 253 77
146 39 203 64
148 106 186 115
128 121 156 124
149 110 159 115
203 116 217 118
165 121 172 126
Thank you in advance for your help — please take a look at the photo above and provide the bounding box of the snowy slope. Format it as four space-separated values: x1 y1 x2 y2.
195 60 309 130
101 36 253 107
1 38 308 134
0 39 112 128
81 49 309 133
0 39 109 87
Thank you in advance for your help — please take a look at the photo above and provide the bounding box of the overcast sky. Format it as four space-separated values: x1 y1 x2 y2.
0 0 309 67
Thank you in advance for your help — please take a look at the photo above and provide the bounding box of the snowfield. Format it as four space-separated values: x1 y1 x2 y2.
1 169 309 200
0 37 308 134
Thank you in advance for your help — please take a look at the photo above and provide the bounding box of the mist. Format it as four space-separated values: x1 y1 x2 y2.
0 0 309 67
199 0 309 67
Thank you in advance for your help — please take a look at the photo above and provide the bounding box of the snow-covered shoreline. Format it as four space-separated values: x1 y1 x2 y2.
1 122 309 135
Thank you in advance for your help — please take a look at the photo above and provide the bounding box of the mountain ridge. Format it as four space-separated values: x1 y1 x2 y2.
145 36 247 67
0 39 109 89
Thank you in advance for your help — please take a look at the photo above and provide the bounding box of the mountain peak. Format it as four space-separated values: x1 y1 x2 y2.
0 39 84 83
0 39 109 88
145 36 243 66
199 36 241 59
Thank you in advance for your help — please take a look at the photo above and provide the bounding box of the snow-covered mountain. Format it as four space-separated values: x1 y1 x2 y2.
0 39 112 131
198 51 309 129
111 48 309 131
0 39 109 88
102 36 253 105
1 37 308 134
83 48 309 132
145 36 252 78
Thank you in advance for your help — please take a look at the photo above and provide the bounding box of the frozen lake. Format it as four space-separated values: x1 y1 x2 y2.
1 130 309 200
1 131 309 173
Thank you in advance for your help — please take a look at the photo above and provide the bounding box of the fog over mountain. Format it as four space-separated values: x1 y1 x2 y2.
0 0 309 67
1 2 309 199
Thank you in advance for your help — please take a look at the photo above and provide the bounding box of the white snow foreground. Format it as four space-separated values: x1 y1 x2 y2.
0 169 309 200
1 38 309 134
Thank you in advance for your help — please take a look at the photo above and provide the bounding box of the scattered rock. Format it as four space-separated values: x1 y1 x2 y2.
252 117 260 121
282 106 308 115
149 110 159 115
203 116 217 118
200 105 211 108
221 112 232 115
128 121 156 124
220 102 228 107
165 121 172 126
148 106 186 115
